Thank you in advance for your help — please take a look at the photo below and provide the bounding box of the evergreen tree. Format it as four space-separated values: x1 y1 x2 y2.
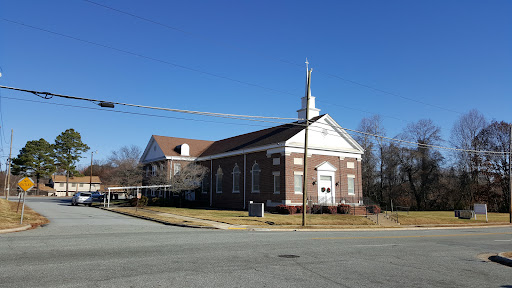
12 138 55 195
54 129 90 196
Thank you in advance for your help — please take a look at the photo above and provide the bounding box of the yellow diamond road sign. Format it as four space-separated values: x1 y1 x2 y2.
18 177 35 192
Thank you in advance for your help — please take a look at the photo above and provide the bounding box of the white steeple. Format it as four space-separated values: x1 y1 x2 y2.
297 60 320 122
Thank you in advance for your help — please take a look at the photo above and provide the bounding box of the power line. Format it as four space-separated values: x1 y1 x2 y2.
82 0 464 116
1 85 506 156
0 85 298 122
1 95 282 129
309 121 509 155
0 18 298 99
2 17 453 125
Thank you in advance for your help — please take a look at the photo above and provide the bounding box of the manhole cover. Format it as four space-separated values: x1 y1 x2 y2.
278 255 300 259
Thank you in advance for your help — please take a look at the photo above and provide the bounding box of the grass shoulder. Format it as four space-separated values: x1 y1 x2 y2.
145 206 375 227
392 211 509 225
0 198 49 230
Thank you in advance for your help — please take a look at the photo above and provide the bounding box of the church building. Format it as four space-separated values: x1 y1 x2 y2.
140 88 365 210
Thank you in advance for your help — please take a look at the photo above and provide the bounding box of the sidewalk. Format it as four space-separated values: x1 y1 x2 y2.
102 207 250 230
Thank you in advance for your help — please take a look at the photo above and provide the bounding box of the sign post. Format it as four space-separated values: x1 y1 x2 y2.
17 177 34 225
474 203 488 222
136 188 141 212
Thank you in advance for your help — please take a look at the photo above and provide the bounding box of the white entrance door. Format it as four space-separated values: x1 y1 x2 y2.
318 175 334 205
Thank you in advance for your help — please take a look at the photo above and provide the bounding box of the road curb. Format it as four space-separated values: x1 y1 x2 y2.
490 252 512 267
97 207 218 229
0 224 32 234
95 206 512 232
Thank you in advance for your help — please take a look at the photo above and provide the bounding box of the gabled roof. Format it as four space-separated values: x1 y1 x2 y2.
199 115 322 156
152 135 214 158
143 114 364 161
52 175 101 183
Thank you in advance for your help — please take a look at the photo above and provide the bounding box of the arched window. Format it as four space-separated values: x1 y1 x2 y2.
216 167 223 193
251 163 260 193
232 164 240 193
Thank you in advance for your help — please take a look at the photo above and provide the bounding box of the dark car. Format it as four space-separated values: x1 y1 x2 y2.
91 191 104 201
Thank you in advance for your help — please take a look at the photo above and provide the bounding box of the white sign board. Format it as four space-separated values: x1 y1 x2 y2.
474 203 488 222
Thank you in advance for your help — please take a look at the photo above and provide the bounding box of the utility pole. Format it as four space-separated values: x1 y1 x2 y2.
509 124 511 224
302 61 312 227
3 160 7 198
6 129 13 200
89 151 97 192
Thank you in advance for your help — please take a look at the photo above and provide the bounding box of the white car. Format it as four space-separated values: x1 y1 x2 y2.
71 192 93 206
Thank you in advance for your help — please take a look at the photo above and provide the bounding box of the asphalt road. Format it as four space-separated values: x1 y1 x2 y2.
1 197 511 288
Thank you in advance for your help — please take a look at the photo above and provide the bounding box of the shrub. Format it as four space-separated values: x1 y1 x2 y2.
323 206 338 214
312 205 323 214
276 205 297 214
337 204 351 214
149 197 161 206
130 196 148 207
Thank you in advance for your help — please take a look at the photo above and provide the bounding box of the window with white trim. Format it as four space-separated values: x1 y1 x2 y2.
347 162 355 169
216 167 223 193
232 164 240 193
273 171 280 194
294 171 303 193
348 174 355 195
151 165 157 176
72 183 76 187
60 183 64 187
79 183 84 187
174 163 181 175
251 163 260 193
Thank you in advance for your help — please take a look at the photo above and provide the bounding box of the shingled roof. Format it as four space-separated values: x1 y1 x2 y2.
199 115 322 157
52 175 101 183
148 115 323 159
152 135 214 158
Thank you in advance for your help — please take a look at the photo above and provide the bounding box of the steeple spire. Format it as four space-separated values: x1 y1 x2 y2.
297 59 320 122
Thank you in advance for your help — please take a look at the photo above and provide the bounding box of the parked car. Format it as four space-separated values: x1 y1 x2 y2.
91 191 104 201
71 192 93 206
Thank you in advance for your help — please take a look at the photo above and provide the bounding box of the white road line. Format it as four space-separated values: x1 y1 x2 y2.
353 244 402 247
494 240 511 242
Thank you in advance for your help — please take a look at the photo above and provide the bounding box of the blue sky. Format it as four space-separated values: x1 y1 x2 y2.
1 0 511 168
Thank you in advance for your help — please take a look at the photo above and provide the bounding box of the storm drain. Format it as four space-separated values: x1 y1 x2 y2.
278 255 300 259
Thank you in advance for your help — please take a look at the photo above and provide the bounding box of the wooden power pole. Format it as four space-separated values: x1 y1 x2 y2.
6 129 13 200
509 124 511 224
302 63 312 227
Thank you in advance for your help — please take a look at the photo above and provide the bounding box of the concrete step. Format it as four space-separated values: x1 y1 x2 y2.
367 213 400 226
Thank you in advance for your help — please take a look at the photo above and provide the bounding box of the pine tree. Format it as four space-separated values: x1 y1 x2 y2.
54 129 90 196
12 138 55 195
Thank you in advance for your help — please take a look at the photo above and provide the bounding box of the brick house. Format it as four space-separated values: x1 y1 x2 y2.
140 96 364 210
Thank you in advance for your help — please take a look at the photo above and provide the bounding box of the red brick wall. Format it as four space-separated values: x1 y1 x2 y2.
197 151 286 209
145 151 362 209
284 153 362 205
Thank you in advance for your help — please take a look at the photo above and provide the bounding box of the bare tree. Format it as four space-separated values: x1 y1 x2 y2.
355 115 386 204
473 121 511 212
400 119 444 210
146 162 208 206
450 109 487 206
